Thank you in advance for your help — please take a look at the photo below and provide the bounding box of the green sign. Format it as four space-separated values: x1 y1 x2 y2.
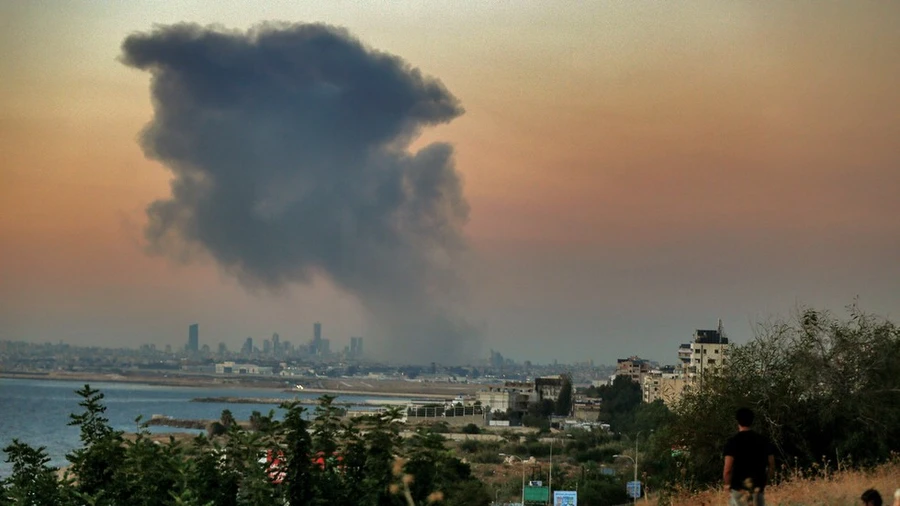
524 486 549 503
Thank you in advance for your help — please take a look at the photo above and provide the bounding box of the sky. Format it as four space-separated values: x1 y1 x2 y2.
2 1 899 364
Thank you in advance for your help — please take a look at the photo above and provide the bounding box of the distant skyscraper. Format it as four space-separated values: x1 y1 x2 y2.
272 333 280 356
263 339 271 354
242 337 253 355
313 322 322 355
187 324 199 352
350 336 364 357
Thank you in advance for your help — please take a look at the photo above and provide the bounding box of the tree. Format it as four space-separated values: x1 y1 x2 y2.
181 436 238 506
280 400 314 506
65 384 125 504
461 423 481 435
220 409 236 429
595 375 642 432
309 396 345 505
555 374 574 416
361 407 404 506
670 305 900 486
248 410 275 433
114 422 185 506
1 441 65 506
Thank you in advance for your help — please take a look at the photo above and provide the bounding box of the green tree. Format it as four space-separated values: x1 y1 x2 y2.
309 395 345 506
361 407 404 506
220 409 236 429
555 373 574 416
461 423 481 435
181 436 238 506
114 422 185 506
249 410 275 433
403 428 490 506
66 384 125 504
1 440 65 506
595 375 642 432
670 305 900 486
280 400 314 506
337 417 369 506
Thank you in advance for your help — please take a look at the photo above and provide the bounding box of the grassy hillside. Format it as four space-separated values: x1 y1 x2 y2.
656 459 900 506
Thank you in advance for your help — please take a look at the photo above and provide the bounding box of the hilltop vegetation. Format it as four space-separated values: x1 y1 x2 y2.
659 305 900 491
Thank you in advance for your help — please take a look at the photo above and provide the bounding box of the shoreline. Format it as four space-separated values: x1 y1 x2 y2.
0 371 480 400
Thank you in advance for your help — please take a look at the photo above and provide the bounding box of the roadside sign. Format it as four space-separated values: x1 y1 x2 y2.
523 486 549 503
553 490 577 506
626 481 641 499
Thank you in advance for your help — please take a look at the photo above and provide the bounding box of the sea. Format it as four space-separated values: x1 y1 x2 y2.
0 377 404 477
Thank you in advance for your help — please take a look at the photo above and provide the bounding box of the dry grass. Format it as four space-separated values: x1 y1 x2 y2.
654 460 900 506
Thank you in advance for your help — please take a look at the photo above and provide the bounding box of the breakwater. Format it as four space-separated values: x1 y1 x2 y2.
145 416 210 429
190 396 356 406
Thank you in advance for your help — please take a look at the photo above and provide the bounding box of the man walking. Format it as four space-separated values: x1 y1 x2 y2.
723 408 775 506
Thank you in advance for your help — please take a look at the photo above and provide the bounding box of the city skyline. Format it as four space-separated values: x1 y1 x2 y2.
2 2 899 363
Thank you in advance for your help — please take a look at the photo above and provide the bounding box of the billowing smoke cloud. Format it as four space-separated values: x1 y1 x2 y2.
121 23 479 363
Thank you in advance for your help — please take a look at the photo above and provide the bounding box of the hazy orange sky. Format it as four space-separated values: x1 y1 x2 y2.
2 1 899 363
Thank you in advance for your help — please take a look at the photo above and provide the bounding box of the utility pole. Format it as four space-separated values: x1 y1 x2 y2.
548 438 552 505
499 454 526 506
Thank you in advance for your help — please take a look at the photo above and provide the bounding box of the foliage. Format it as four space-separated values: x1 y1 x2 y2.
1 440 65 506
555 373 574 416
65 384 126 504
248 410 275 433
461 423 481 435
1 386 491 506
594 375 642 433
667 305 900 488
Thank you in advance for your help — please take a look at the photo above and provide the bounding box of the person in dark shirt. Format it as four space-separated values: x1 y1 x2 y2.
723 408 775 506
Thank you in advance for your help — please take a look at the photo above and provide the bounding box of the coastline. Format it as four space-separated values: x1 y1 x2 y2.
0 371 481 399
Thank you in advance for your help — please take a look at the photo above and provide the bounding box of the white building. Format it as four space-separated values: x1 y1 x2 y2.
215 361 273 375
683 322 731 379
642 371 692 407
641 320 731 406
476 383 535 413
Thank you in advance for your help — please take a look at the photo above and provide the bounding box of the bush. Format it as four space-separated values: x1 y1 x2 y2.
471 450 504 464
462 423 481 435
459 439 481 453
668 305 900 487
206 421 226 438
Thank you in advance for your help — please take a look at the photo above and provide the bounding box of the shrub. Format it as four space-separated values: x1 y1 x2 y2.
462 423 481 435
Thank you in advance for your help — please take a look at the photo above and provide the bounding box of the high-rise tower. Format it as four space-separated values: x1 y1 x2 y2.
187 324 199 352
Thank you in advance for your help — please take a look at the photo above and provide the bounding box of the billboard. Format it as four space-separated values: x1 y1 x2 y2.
626 481 642 499
553 490 577 506
523 486 549 503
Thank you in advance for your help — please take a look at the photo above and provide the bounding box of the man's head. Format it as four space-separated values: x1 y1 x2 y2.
861 488 883 506
735 407 754 428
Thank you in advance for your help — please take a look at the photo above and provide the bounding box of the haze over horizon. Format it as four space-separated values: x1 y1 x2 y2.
2 2 899 364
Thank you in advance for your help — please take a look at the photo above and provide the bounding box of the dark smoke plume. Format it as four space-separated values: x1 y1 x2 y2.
121 23 478 362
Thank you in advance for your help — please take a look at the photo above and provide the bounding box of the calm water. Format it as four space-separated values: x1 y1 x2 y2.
0 378 402 477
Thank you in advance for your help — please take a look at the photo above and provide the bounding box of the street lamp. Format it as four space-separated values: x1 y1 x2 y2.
499 453 526 506
634 430 653 502
613 454 637 505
